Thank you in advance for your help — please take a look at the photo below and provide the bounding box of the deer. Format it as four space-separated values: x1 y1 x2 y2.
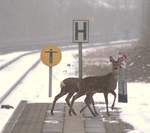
51 77 98 115
69 56 123 116
51 78 78 115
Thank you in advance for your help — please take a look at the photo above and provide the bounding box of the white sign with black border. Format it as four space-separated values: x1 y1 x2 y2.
72 20 89 43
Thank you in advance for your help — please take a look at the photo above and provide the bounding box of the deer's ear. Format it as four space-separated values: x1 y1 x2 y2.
109 56 114 62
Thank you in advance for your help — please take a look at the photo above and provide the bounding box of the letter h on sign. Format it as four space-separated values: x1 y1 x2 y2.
72 20 89 43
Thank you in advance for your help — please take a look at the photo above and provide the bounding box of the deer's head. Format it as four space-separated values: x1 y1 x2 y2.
109 56 122 71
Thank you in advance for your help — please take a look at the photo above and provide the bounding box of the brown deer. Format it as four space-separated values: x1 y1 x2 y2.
51 77 98 115
51 78 78 115
69 56 122 116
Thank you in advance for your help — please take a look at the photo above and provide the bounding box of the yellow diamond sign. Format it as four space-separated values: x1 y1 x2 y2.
40 45 62 67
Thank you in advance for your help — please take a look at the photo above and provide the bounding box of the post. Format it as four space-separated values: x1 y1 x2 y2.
118 53 128 103
118 67 128 103
49 66 52 97
46 49 57 97
78 42 82 80
40 45 61 98
72 20 89 80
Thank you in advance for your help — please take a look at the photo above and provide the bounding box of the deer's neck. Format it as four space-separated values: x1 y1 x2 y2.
111 70 119 81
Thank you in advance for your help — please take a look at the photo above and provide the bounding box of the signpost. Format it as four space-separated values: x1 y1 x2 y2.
72 20 89 80
118 53 128 103
41 45 61 97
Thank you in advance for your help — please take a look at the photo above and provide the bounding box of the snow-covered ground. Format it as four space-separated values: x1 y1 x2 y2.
0 46 150 133
119 83 150 133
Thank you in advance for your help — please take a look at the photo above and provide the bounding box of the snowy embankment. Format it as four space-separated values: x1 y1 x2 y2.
0 45 150 133
119 83 150 133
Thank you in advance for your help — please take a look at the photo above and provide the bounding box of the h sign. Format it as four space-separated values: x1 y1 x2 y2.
72 20 89 43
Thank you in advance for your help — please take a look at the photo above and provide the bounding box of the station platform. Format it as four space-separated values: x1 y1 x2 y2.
2 101 133 133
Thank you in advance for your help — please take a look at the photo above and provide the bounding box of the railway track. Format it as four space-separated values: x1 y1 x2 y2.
0 51 40 105
0 50 39 70
0 59 40 104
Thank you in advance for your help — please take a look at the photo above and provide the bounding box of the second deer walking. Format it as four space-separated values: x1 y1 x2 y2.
69 56 123 116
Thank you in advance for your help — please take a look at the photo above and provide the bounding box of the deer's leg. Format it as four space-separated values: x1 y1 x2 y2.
110 91 116 110
80 104 87 113
104 92 109 116
91 96 99 115
51 91 67 115
84 94 97 117
80 95 98 115
80 94 98 115
65 92 77 115
69 92 84 116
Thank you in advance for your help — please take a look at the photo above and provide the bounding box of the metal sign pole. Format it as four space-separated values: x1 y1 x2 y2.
118 54 128 103
49 66 52 97
79 42 82 80
72 20 89 81
41 45 61 98
118 67 128 103
46 49 57 97
48 51 53 97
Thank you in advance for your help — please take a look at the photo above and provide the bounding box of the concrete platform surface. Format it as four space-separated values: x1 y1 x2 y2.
2 101 134 133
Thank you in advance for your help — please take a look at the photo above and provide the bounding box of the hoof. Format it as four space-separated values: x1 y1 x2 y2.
95 112 99 116
107 112 110 116
92 113 97 117
69 110 72 116
71 109 77 116
51 111 54 115
94 114 97 117
73 112 77 116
